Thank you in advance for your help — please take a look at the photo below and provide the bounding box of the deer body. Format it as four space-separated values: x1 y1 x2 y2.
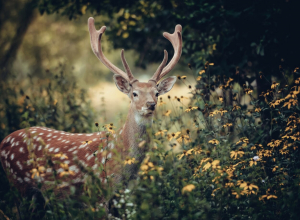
0 17 182 217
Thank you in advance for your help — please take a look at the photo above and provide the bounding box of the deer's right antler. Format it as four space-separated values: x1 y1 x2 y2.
88 17 137 84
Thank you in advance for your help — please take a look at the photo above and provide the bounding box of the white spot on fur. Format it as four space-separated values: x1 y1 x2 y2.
79 144 87 149
46 133 52 137
31 131 36 134
25 172 30 177
10 138 15 143
17 177 23 183
45 144 50 149
38 145 42 151
87 154 93 161
39 133 44 135
57 168 64 173
15 141 19 146
72 150 78 154
68 146 77 152
101 157 105 164
54 148 60 153
108 143 114 149
69 165 79 173
24 177 30 182
49 148 54 152
107 153 112 159
92 164 98 170
65 140 70 143
16 161 23 170
46 168 52 173
19 147 24 153
10 153 14 160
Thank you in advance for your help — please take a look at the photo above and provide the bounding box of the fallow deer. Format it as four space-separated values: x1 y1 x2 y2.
0 17 182 218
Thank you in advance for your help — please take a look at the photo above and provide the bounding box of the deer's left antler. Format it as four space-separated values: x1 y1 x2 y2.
149 24 183 83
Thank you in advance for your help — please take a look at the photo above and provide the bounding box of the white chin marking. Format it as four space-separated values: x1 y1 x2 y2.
134 113 153 126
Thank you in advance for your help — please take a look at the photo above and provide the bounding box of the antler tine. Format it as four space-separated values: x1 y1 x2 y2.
156 25 182 82
121 49 137 84
88 17 136 82
149 50 168 84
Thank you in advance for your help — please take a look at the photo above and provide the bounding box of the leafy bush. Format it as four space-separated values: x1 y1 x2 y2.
110 65 300 219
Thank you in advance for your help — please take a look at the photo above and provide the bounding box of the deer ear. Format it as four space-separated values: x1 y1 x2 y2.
114 75 131 94
157 76 177 95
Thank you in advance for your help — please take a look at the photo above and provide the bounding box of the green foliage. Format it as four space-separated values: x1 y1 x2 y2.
108 66 300 219
37 0 300 92
0 65 96 218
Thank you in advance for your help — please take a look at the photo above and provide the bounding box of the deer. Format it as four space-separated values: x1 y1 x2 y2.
0 17 182 218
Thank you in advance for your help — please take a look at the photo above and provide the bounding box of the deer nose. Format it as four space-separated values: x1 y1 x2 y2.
146 102 156 111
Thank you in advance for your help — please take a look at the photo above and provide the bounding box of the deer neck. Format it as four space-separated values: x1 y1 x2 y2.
120 107 153 182
122 107 153 153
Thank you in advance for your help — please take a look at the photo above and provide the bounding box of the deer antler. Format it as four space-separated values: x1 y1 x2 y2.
88 17 137 84
149 25 182 83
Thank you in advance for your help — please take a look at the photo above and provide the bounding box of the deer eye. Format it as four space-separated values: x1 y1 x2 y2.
155 92 159 97
133 92 138 97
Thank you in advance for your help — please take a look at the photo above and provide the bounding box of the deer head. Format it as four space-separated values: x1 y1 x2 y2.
88 17 182 124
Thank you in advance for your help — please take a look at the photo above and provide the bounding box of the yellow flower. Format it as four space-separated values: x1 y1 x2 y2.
199 70 205 75
163 110 172 116
219 97 224 103
283 99 298 109
197 76 202 81
240 182 259 191
211 160 220 169
208 139 219 145
30 166 46 179
272 166 278 172
230 151 244 159
271 82 279 89
182 184 195 194
222 123 233 128
218 108 228 116
82 140 92 144
103 123 116 134
232 105 241 111
59 163 75 177
155 130 167 136
124 158 136 165
244 88 253 94
176 134 190 143
259 194 277 200
185 106 198 112
30 168 39 179
54 153 68 159
269 100 280 108
158 101 166 106
232 191 240 199
255 107 261 112
209 110 218 117
178 149 194 160
168 131 181 141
